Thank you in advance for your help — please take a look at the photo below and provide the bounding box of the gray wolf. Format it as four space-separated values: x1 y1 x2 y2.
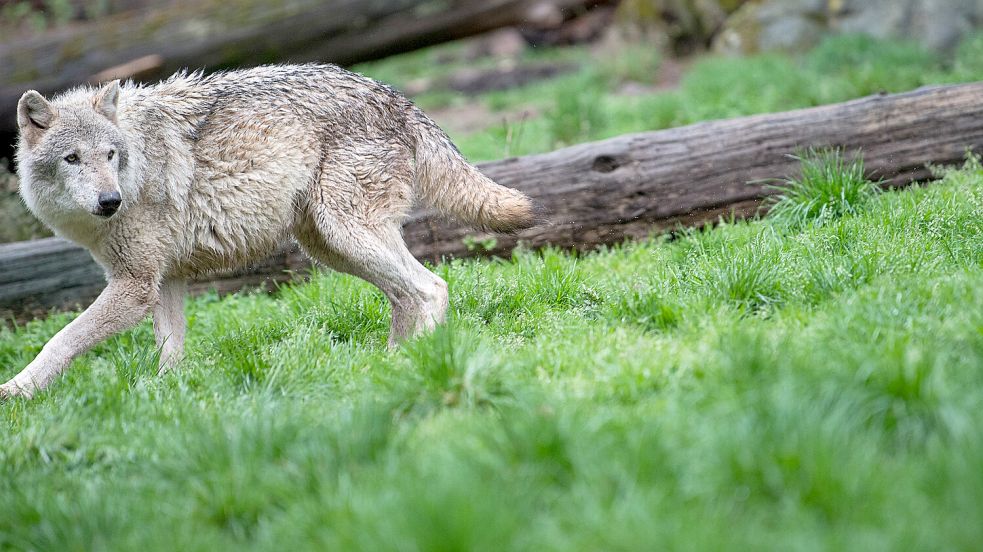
3 64 535 398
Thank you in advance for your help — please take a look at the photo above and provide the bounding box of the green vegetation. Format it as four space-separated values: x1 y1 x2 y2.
2 30 983 549
766 148 881 228
0 0 106 33
2 148 982 548
355 33 983 161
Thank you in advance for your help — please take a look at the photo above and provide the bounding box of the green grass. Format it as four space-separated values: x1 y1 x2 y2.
354 33 983 162
766 148 882 228
3 29 983 549
2 153 982 550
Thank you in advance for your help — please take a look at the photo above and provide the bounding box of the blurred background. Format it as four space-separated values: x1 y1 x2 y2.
3 0 983 243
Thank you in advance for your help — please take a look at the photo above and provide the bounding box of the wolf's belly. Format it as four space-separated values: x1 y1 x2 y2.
172 172 306 277
174 225 292 278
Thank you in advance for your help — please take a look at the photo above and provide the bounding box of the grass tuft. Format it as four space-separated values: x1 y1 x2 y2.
398 324 510 413
766 148 881 228
609 285 683 332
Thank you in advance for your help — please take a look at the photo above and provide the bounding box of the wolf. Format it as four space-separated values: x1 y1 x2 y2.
2 64 535 398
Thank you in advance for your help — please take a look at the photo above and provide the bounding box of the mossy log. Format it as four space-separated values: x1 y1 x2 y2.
0 0 600 138
2 82 983 317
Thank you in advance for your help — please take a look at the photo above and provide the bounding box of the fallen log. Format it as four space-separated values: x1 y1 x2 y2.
406 81 983 259
0 0 604 141
2 82 982 317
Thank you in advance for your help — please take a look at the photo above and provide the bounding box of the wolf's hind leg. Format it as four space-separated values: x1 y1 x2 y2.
295 215 448 348
154 279 187 374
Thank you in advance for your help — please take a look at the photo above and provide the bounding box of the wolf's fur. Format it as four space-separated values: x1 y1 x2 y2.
3 64 535 398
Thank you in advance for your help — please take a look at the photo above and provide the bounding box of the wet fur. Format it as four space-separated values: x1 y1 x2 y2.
2 64 535 398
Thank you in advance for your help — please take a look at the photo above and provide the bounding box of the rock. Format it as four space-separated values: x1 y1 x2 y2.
464 28 529 60
834 0 980 52
713 0 825 53
608 0 749 54
520 2 618 46
714 0 983 55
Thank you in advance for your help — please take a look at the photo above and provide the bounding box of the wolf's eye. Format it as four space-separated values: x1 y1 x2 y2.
64 154 79 164
108 150 115 160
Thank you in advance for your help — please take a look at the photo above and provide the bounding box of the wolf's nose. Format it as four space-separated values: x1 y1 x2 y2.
97 191 122 216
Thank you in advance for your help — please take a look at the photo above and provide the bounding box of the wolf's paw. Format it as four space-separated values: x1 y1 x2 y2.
0 380 33 401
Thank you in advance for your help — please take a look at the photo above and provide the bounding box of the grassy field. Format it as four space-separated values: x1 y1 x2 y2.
1 143 982 548
3 32 983 550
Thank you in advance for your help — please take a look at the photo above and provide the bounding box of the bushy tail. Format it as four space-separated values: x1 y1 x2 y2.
411 111 535 233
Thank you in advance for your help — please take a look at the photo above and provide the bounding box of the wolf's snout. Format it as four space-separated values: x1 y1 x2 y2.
96 191 122 217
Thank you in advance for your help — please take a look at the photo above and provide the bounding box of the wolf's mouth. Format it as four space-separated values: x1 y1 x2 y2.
93 205 119 218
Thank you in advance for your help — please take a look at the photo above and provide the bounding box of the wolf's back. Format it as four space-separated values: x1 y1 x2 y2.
410 110 535 234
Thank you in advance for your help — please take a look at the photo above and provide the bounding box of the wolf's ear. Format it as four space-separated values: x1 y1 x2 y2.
17 90 57 146
93 80 120 123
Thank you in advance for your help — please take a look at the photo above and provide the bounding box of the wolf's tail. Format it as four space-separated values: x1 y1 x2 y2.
410 109 536 233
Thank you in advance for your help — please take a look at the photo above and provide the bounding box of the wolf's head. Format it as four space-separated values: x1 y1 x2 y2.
16 81 129 225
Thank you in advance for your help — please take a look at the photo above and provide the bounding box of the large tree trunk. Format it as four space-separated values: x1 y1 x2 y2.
2 82 982 318
0 0 604 138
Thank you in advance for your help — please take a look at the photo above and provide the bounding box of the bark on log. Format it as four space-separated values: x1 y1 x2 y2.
0 0 603 139
406 82 983 260
2 82 983 318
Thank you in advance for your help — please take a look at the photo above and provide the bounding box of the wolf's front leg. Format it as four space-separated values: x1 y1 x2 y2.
153 279 187 375
0 278 159 399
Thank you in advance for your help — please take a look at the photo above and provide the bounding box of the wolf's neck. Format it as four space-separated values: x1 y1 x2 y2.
45 210 107 250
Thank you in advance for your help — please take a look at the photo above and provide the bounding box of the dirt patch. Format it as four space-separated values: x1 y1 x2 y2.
613 55 693 96
654 56 692 90
429 103 540 136
447 62 579 94
405 61 579 97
